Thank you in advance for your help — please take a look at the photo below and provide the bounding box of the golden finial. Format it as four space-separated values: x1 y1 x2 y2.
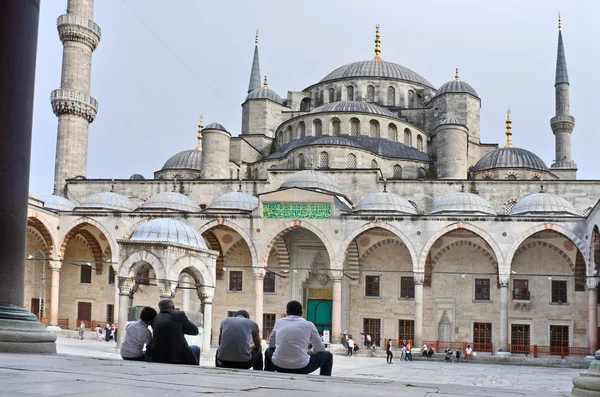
373 24 383 61
196 115 203 150
504 108 514 148
455 68 460 81
263 76 268 89
558 12 562 31
255 29 259 45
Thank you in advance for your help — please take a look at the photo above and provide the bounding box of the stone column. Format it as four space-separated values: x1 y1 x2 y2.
113 268 119 328
116 277 135 348
589 278 599 356
0 0 56 353
413 272 424 349
200 286 215 353
331 272 343 342
498 275 511 355
253 268 265 334
181 275 191 312
47 260 62 329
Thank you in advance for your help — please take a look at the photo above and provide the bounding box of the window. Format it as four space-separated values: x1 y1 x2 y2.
510 324 530 353
286 126 292 143
298 122 306 139
366 85 375 102
229 271 243 292
80 264 92 284
108 267 115 285
350 118 360 136
319 151 329 169
346 86 354 101
347 153 357 169
473 322 492 350
371 159 378 169
393 165 402 179
77 302 92 322
513 279 529 300
365 275 380 297
136 266 150 286
418 167 426 178
106 304 114 323
300 98 311 112
331 118 340 136
263 313 276 340
363 318 381 347
400 276 414 298
319 91 324 106
408 90 415 108
507 174 517 180
388 123 397 141
404 128 412 146
398 319 414 342
313 119 322 136
550 325 569 355
227 311 236 317
298 154 305 170
387 86 396 106
475 279 490 300
31 250 44 285
369 120 380 138
551 280 567 303
328 88 335 103
417 135 423 152
264 272 275 293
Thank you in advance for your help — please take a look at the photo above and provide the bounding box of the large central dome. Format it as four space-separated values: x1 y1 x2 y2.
319 60 434 89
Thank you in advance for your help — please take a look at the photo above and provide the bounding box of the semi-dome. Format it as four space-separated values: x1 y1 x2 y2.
280 169 342 194
140 192 200 212
129 174 145 180
203 122 228 132
354 191 417 214
129 218 207 249
437 80 478 97
37 194 76 211
473 147 549 172
310 101 396 118
207 191 259 212
509 193 579 216
318 60 434 88
80 192 136 211
430 192 495 215
161 149 203 171
246 87 283 104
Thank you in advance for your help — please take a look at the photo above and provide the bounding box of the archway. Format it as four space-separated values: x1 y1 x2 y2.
25 217 56 321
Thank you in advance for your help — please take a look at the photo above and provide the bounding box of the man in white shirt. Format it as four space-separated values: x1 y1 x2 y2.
120 306 157 360
264 300 333 376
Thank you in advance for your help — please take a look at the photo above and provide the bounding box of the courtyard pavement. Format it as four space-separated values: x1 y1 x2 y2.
0 337 583 396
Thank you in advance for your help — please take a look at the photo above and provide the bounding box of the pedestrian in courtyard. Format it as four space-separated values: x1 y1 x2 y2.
456 348 463 361
360 333 365 348
366 334 372 349
422 343 428 358
465 345 473 360
120 307 157 361
112 323 118 342
104 323 112 342
406 341 413 361
95 324 102 342
427 344 435 358
215 310 263 370
347 337 355 357
78 321 85 340
386 339 393 364
264 300 333 376
400 342 406 361
145 298 200 365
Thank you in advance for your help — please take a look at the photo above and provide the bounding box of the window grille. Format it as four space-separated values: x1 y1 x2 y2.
227 311 236 317
350 118 359 136
298 122 306 139
313 119 322 136
398 320 414 342
106 304 114 323
551 280 567 303
319 151 329 169
400 276 414 298
511 324 530 349
298 154 305 170
363 318 381 347
263 313 276 340
365 275 380 297
404 129 412 146
264 272 275 293
513 279 529 300
366 85 375 102
393 165 402 178
550 325 569 355
417 135 423 151
300 98 310 112
229 271 243 292
81 264 92 284
369 120 380 138
328 88 335 103
418 168 426 178
32 251 45 285
387 86 396 106
347 154 357 169
473 322 492 348
475 278 490 300
332 119 340 136
346 86 354 101
388 123 397 141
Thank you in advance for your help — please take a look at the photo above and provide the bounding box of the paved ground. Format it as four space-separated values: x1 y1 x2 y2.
0 337 584 396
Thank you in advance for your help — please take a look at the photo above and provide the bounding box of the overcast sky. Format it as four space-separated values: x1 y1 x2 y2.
29 0 599 195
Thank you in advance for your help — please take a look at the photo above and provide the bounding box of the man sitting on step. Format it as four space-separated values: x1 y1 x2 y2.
215 310 263 370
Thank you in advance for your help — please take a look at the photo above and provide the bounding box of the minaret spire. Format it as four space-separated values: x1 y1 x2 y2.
455 68 460 81
555 14 569 85
196 115 203 150
504 109 514 148
247 29 261 93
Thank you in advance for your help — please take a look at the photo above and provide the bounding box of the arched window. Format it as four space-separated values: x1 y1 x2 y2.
417 135 423 151
346 86 354 101
298 122 306 139
319 151 329 169
387 86 396 106
404 128 412 146
371 159 378 169
298 154 305 169
393 165 402 178
313 91 319 106
366 85 375 102
347 153 357 169
418 167 426 178
350 118 360 136
319 91 324 106
331 118 340 136
388 123 397 141
408 90 415 108
313 119 322 137
506 174 517 180
286 126 293 143
328 88 335 103
270 164 277 169
369 120 380 138
300 98 311 112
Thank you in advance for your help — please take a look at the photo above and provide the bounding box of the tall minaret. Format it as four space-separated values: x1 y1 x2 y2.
247 30 261 93
550 14 576 177
51 0 101 195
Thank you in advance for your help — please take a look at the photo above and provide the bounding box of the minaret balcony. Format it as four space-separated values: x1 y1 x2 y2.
57 14 101 50
51 89 98 123
550 115 575 132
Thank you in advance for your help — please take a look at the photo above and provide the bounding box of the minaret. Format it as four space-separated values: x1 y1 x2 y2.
247 30 261 93
550 14 576 176
51 0 101 195
373 24 383 61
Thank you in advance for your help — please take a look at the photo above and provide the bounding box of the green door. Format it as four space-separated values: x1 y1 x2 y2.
306 299 332 335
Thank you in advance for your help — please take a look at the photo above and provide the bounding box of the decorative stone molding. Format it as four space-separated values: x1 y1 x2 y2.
588 277 600 291
156 279 176 298
329 270 343 282
51 89 98 122
48 260 62 272
413 272 425 285
550 115 575 133
57 14 101 51
198 286 215 304
118 277 135 296
499 274 510 287
252 266 266 279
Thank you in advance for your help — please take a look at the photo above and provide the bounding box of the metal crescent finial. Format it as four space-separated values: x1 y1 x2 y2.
373 24 383 61
504 108 514 148
255 29 259 45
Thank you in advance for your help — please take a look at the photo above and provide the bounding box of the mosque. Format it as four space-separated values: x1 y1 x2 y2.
25 0 600 356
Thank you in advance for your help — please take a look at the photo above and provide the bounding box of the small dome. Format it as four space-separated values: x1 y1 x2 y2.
140 192 200 212
161 149 202 171
207 191 259 211
130 218 207 249
509 193 579 216
203 122 228 132
354 192 417 214
129 174 145 180
280 170 342 194
437 118 466 128
430 192 495 215
437 80 479 97
473 147 548 172
37 194 76 211
246 87 283 104
319 60 434 88
310 101 396 118
81 192 136 211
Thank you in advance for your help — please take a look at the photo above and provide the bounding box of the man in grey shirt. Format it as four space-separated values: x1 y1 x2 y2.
216 310 263 370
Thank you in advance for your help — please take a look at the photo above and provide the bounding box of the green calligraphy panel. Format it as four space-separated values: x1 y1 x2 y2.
263 203 330 219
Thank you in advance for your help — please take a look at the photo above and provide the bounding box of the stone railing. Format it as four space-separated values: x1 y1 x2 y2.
57 14 101 50
50 89 98 122
550 114 576 131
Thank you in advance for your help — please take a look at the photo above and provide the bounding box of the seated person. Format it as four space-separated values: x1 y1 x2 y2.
120 306 157 361
216 310 263 370
145 298 200 365
264 300 333 376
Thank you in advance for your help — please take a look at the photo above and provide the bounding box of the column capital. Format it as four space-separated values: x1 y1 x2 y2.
49 260 62 272
253 266 266 280
118 277 135 296
588 277 600 291
413 272 425 285
330 270 343 283
499 274 510 287
198 286 215 304
156 279 176 299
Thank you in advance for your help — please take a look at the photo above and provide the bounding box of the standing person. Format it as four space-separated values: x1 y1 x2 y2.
347 337 355 357
360 333 365 348
112 324 118 342
78 321 85 340
104 323 112 342
406 341 413 361
120 307 157 361
366 334 372 349
400 343 406 361
95 324 102 342
465 345 473 360
264 300 333 376
386 339 393 364
145 298 200 365
215 310 263 370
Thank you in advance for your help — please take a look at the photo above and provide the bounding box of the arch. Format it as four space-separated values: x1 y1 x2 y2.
346 85 354 101
313 119 322 137
331 118 341 136
350 118 360 136
170 254 215 288
224 239 251 263
345 241 360 276
347 153 357 169
366 85 375 102
286 125 293 143
419 222 504 273
298 121 306 139
119 249 166 280
591 226 600 274
27 217 56 257
272 235 290 268
337 222 418 271
417 135 423 152
197 219 258 268
328 87 335 103
300 98 311 112
369 120 380 138
360 238 410 263
431 240 497 268
404 128 412 146
513 240 573 271
393 164 402 178
202 231 224 280
60 218 117 263
371 159 378 169
387 86 396 106
319 151 329 169
259 220 336 269
388 123 397 142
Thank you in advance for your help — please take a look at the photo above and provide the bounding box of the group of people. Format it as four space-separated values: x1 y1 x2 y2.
420 343 474 361
386 339 413 363
78 321 117 342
